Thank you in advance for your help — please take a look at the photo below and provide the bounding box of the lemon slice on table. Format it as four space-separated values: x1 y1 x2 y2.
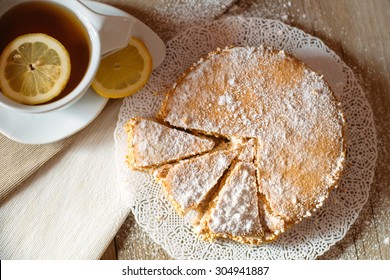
0 33 71 105
92 37 152 98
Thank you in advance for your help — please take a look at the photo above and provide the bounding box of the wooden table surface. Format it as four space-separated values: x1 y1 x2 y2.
101 0 390 260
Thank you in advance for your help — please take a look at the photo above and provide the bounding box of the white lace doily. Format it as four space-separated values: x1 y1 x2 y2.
114 17 377 259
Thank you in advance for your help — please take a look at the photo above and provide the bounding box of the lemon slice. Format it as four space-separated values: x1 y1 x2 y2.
0 33 71 105
92 37 152 98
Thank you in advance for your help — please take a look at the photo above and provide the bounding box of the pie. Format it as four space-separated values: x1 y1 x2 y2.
125 45 346 244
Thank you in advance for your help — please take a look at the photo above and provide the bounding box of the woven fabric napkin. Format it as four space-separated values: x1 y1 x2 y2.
0 136 74 203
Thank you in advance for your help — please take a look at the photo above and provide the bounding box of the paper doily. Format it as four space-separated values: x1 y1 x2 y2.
114 17 377 259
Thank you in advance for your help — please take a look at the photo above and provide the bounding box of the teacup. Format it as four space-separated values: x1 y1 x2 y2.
0 0 135 114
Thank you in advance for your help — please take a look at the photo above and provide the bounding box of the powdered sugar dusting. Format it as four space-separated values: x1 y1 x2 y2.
238 139 256 163
162 47 341 139
207 162 262 237
162 148 238 213
136 0 235 41
256 65 346 221
127 118 215 168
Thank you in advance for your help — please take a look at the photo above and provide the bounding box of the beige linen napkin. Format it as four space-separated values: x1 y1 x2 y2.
0 98 117 204
0 136 75 203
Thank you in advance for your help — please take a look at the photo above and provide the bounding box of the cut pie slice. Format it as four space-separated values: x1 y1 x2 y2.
125 117 215 170
154 146 239 215
199 162 263 244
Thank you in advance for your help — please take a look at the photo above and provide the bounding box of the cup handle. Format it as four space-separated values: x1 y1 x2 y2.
77 1 135 56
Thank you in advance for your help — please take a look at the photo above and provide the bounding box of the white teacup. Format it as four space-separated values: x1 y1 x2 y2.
0 0 135 114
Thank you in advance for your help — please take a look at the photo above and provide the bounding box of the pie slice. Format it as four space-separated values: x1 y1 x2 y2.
199 162 263 244
154 146 239 215
124 117 215 170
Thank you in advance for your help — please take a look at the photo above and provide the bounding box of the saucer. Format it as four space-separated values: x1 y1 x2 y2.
0 0 166 145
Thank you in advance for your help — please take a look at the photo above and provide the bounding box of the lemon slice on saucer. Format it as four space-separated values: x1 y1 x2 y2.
92 37 152 98
0 33 71 105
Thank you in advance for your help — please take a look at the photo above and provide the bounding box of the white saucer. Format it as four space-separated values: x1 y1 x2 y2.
0 0 166 145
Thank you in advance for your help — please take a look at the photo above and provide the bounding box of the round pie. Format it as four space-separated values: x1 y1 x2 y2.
125 46 346 244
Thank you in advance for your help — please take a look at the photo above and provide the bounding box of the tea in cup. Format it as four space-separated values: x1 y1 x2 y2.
0 0 135 113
